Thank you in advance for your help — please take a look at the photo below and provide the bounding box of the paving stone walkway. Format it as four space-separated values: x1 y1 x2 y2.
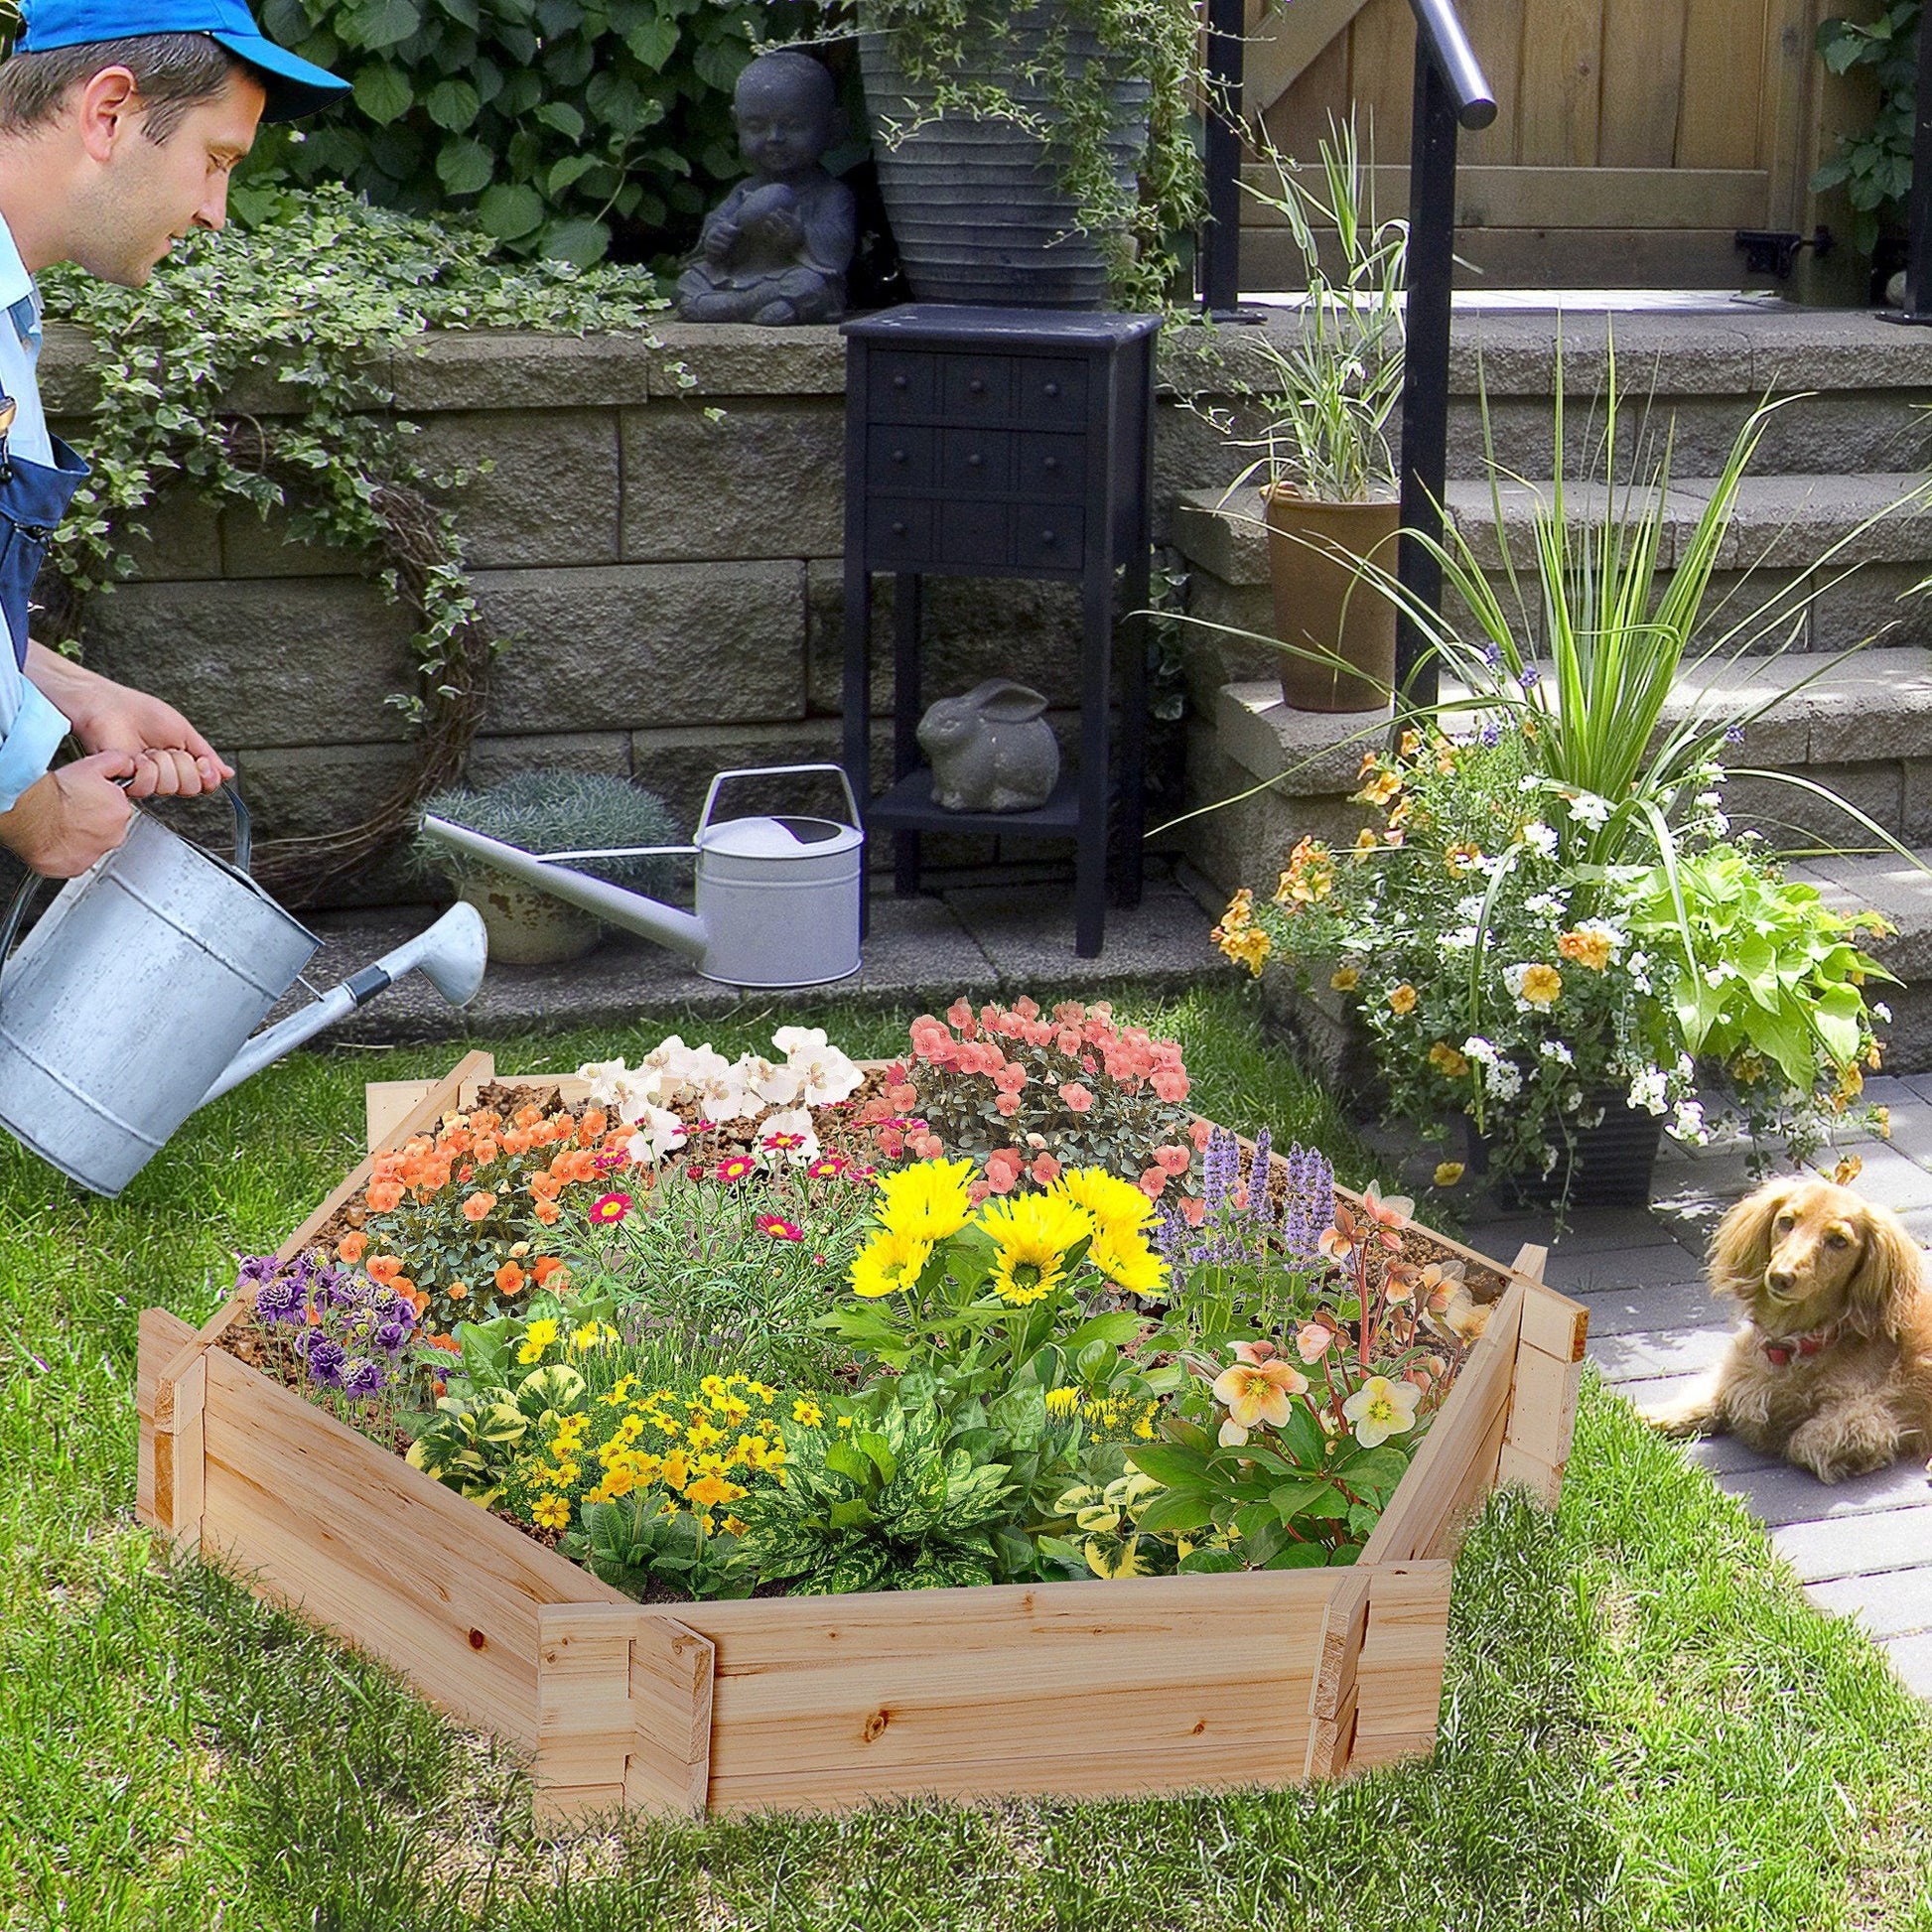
1462 1079 1932 1699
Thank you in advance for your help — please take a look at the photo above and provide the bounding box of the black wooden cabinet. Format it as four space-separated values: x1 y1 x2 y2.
839 305 1161 957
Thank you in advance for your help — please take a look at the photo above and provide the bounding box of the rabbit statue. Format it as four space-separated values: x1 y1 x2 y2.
916 679 1061 813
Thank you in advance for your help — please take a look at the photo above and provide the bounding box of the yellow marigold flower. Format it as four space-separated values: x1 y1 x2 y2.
1507 962 1562 1008
1052 1167 1157 1240
660 1450 690 1491
1428 1040 1470 1078
1446 842 1483 875
851 1226 934 1300
874 1157 977 1243
1388 983 1419 1016
1434 1162 1465 1187
722 1515 747 1536
532 1494 571 1532
792 1396 824 1427
978 1191 1093 1307
1089 1224 1168 1299
1330 965 1360 992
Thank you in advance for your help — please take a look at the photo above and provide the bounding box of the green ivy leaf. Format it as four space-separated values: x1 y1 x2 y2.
348 0 422 49
534 100 586 139
351 63 415 124
424 77 481 130
478 183 546 239
435 136 492 195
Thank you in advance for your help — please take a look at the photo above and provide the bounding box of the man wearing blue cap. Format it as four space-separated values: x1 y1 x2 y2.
0 0 344 875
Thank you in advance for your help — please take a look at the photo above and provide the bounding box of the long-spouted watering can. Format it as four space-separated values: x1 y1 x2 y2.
419 762 863 989
0 789 487 1197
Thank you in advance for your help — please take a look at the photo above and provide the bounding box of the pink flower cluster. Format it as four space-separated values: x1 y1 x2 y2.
907 998 1191 1110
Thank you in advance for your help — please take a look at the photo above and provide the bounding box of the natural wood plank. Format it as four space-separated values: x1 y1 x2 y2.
1520 1280 1587 1362
1349 1561 1454 1766
1517 0 1605 167
1456 0 1526 163
1259 27 1351 165
627 1616 715 1818
1360 1281 1525 1566
536 1603 638 1818
199 1347 623 1749
137 1307 197 1529
1242 0 1379 118
1678 0 1766 170
366 1079 437 1153
1503 1339 1586 1477
1346 0 1418 167
1598 0 1687 167
1509 1242 1550 1287
159 1349 206 1554
1303 1568 1371 1778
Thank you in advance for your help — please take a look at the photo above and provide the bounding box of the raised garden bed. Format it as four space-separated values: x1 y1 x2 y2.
137 1048 1587 1827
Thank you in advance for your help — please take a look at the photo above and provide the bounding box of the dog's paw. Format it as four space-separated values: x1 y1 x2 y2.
1641 1399 1719 1441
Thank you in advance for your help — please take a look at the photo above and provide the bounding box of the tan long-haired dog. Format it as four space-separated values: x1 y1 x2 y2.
1645 1176 1932 1484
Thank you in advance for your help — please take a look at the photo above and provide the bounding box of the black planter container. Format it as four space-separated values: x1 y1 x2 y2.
1486 1093 1666 1211
856 9 1148 309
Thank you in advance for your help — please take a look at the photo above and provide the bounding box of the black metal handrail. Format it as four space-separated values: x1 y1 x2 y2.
1196 0 1495 713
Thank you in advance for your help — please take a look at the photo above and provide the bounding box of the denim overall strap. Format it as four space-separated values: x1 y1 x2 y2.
0 389 88 671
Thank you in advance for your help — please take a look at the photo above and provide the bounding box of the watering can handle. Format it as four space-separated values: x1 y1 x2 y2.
0 782 252 990
696 762 863 839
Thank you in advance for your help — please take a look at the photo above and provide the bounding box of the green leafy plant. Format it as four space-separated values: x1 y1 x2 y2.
730 1392 1016 1593
846 0 1204 307
407 1347 588 1504
43 187 668 900
242 0 762 264
565 1492 754 1599
1813 3 1920 256
412 769 683 893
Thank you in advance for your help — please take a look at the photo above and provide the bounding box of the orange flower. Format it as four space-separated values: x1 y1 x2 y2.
471 1109 502 1135
365 1253 403 1286
530 1172 563 1202
472 1136 499 1166
495 1261 525 1295
391 1276 416 1298
502 1130 533 1158
447 1281 470 1301
427 1330 463 1354
533 1197 562 1226
557 1148 597 1184
461 1189 497 1222
531 1255 565 1286
336 1230 368 1264
514 1104 544 1129
580 1109 608 1141
366 1180 404 1213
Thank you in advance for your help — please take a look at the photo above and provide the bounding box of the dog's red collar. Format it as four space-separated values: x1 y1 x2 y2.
1759 1322 1840 1367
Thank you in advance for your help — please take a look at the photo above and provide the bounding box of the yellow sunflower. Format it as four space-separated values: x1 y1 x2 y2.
1088 1224 1169 1299
978 1192 1093 1307
873 1157 977 1243
850 1227 934 1300
1052 1167 1157 1241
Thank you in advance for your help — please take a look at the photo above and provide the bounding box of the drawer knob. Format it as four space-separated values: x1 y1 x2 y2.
1043 381 1060 398
969 376 985 393
892 374 907 390
892 520 907 536
892 448 906 463
967 452 983 469
1039 529 1057 545
1043 456 1060 472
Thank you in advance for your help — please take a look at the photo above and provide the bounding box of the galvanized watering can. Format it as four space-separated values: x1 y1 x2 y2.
0 790 488 1197
420 762 863 989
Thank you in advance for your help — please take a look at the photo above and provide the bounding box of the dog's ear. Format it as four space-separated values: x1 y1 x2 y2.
1710 1182 1790 1305
1842 1204 1925 1340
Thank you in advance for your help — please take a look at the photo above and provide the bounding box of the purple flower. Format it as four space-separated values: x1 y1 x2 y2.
252 1273 306 1326
297 1332 346 1390
1282 1143 1335 1263
372 1320 410 1355
340 1355 387 1399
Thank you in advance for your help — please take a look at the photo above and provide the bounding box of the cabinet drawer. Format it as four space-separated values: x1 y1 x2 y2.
868 498 934 566
1019 356 1087 427
939 353 1014 418
1017 432 1084 500
1014 508 1083 571
868 427 936 489
937 499 1012 568
871 350 936 420
941 427 1015 493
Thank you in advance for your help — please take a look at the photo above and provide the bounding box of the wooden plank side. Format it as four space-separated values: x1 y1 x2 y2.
1359 1281 1525 1568
198 1348 621 1750
1259 26 1351 167
160 1350 206 1554
1303 1567 1371 1779
1242 0 1378 118
1349 1560 1453 1767
1520 1280 1588 1361
137 1307 198 1529
536 1603 638 1821
1517 0 1605 167
683 1571 1336 1810
366 1079 437 1153
1598 0 1688 167
1678 0 1768 170
1456 0 1526 163
628 1616 715 1818
1346 0 1418 166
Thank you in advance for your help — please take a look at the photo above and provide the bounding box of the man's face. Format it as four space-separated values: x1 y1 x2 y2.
72 67 265 286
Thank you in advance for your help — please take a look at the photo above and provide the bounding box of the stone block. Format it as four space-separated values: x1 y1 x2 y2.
1811 562 1932 655
805 566 1088 718
628 716 850 834
118 484 223 583
1153 397 1271 543
390 332 653 412
1173 487 1269 586
1724 760 1903 845
1709 473 1932 571
473 561 806 734
414 408 621 567
464 732 634 788
219 504 362 580
80 577 419 748
1212 680 1390 796
620 398 843 562
1176 575 1280 711
645 323 848 398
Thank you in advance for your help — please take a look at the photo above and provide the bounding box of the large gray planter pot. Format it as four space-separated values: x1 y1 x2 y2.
857 7 1149 309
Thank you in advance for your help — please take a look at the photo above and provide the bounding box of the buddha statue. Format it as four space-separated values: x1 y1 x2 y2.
675 51 856 326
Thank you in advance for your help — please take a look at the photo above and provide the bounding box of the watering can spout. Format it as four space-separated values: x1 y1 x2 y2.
199 901 489 1109
418 816 710 961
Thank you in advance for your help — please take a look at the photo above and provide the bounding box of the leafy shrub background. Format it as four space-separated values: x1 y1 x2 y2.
241 0 766 264
1813 2 1919 257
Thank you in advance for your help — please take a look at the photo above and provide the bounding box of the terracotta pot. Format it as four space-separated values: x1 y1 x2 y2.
459 873 601 967
1261 485 1401 713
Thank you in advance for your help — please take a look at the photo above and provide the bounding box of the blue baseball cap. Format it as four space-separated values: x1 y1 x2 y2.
19 0 349 120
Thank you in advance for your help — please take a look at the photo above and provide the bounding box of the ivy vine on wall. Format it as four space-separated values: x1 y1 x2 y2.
40 185 669 903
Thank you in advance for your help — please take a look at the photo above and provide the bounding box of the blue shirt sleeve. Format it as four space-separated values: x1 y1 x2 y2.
0 680 69 812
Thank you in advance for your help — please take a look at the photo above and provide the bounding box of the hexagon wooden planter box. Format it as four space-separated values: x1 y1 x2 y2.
136 1049 1588 1827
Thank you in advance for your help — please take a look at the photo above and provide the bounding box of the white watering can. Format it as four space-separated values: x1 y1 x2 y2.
420 762 864 989
0 789 487 1198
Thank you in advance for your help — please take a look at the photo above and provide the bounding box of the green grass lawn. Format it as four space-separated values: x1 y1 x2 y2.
2 985 1928 1930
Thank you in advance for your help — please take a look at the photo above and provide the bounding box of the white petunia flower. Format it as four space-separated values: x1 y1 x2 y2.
1565 790 1612 825
1627 1068 1668 1116
1519 821 1559 860
624 1100 688 1166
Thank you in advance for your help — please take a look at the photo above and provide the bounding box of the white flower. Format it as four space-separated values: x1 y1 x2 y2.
1539 1039 1575 1065
1464 1035 1497 1066
1456 894 1487 921
624 1100 688 1166
691 1058 763 1122
1518 774 1542 792
1695 790 1724 810
756 1105 820 1166
1519 821 1559 861
576 1057 631 1108
1672 1099 1709 1144
744 1055 805 1108
1443 926 1479 950
1876 1002 1893 1024
1627 1068 1668 1116
776 1027 863 1105
1565 790 1612 826
1487 1058 1524 1100
1524 892 1568 918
